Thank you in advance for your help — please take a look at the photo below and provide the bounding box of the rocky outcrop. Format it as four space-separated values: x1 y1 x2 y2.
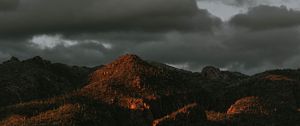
201 66 248 81
226 96 300 126
227 96 274 116
202 66 223 80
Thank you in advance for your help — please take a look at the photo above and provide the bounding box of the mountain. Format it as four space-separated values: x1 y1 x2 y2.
81 54 211 125
0 54 299 126
0 56 91 107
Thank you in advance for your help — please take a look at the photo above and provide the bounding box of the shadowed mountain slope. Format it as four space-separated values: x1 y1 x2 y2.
0 56 92 107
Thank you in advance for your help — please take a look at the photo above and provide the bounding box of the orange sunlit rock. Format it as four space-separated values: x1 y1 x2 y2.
152 103 206 126
227 96 273 116
130 104 137 110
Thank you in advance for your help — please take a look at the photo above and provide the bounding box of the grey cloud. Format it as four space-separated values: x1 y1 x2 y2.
39 43 113 66
222 27 300 69
1 26 300 75
230 5 300 30
0 0 19 11
197 0 258 7
197 0 300 7
0 36 115 66
228 0 257 6
54 27 300 74
1 0 300 75
129 27 300 74
0 0 221 37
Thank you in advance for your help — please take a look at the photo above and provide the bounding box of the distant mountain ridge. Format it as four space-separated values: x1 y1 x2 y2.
0 54 299 126
0 56 92 107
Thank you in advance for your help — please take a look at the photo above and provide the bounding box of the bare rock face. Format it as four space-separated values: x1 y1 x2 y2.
201 66 248 81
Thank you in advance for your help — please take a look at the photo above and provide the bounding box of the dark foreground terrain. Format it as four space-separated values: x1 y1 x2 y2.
0 54 299 126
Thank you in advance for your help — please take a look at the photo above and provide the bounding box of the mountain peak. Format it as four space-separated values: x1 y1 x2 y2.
102 54 150 73
10 56 20 61
25 56 51 65
31 56 44 61
113 54 144 64
83 54 209 113
86 54 153 90
201 66 222 80
3 56 20 64
202 66 220 73
119 54 140 59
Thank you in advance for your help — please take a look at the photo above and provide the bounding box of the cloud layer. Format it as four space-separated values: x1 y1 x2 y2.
0 0 220 37
1 0 300 74
230 5 300 30
198 0 300 7
0 0 19 11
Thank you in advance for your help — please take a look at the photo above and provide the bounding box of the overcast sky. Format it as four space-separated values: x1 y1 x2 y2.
1 0 300 74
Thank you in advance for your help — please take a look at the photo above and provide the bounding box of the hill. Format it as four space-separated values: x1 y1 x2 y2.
0 54 299 126
0 56 91 107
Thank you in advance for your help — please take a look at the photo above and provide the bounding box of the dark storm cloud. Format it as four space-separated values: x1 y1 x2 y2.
1 26 300 74
0 0 221 37
222 27 300 69
1 0 300 74
0 0 19 11
128 26 300 74
230 5 300 30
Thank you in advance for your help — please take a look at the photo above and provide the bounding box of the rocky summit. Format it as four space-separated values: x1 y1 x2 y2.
0 54 299 126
